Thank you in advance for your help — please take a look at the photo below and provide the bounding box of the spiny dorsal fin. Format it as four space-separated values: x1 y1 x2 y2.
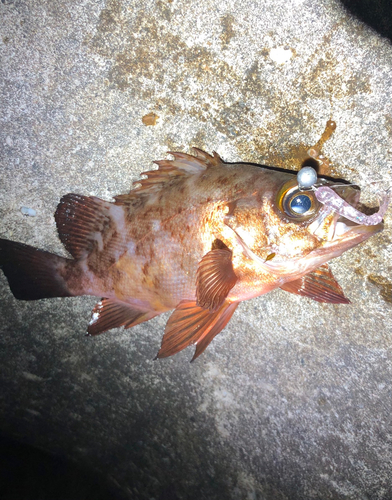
114 149 222 202
55 194 124 261
188 148 222 167
155 300 238 361
196 248 238 312
280 264 350 304
87 298 157 336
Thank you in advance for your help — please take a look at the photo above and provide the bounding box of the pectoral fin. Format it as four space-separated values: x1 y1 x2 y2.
280 264 350 304
196 248 238 312
156 300 238 361
87 298 157 336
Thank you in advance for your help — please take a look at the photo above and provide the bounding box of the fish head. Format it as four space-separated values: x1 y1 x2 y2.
225 170 384 280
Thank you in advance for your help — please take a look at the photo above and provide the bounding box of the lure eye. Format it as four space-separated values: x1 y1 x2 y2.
277 180 319 220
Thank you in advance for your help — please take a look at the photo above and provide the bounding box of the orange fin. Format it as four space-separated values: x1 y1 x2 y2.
196 248 238 312
280 264 350 304
55 194 124 261
87 298 157 336
192 302 238 361
156 300 238 361
0 238 72 300
114 149 222 201
188 148 222 167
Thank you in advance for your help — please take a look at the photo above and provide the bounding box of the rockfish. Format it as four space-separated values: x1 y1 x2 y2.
0 149 385 360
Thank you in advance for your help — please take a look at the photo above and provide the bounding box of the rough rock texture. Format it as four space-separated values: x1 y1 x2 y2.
1 1 392 499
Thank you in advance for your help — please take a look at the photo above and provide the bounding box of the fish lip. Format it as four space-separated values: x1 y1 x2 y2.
328 221 383 250
317 183 385 242
304 219 383 270
307 184 362 241
292 222 384 275
336 221 384 238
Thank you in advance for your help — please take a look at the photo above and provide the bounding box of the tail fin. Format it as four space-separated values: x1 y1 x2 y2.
0 238 72 300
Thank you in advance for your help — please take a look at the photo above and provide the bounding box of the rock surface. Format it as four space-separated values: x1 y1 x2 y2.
1 1 392 499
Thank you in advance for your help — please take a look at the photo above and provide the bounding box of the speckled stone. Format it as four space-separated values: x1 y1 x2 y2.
1 1 392 499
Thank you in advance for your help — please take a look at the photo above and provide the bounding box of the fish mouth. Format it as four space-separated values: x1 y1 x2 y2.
314 183 384 255
230 182 384 278
266 220 384 278
327 220 383 254
274 183 384 273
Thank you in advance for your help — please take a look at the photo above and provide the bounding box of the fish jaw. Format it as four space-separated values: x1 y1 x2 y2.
259 221 383 279
254 181 383 275
321 220 384 260
304 181 385 264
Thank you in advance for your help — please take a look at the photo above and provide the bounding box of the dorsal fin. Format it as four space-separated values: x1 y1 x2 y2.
280 264 350 304
55 194 123 261
114 149 222 202
187 148 223 168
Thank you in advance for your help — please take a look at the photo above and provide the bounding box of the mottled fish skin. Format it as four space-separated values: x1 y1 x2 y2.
0 148 385 360
63 157 296 308
60 151 380 305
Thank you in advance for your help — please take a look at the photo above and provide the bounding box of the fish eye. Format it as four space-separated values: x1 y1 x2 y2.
289 194 312 214
277 180 319 220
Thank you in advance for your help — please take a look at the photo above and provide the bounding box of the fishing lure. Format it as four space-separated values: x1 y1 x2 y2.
297 167 390 225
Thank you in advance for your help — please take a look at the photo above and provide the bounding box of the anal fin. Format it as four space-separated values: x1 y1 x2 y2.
156 300 238 361
280 264 350 304
87 298 157 336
